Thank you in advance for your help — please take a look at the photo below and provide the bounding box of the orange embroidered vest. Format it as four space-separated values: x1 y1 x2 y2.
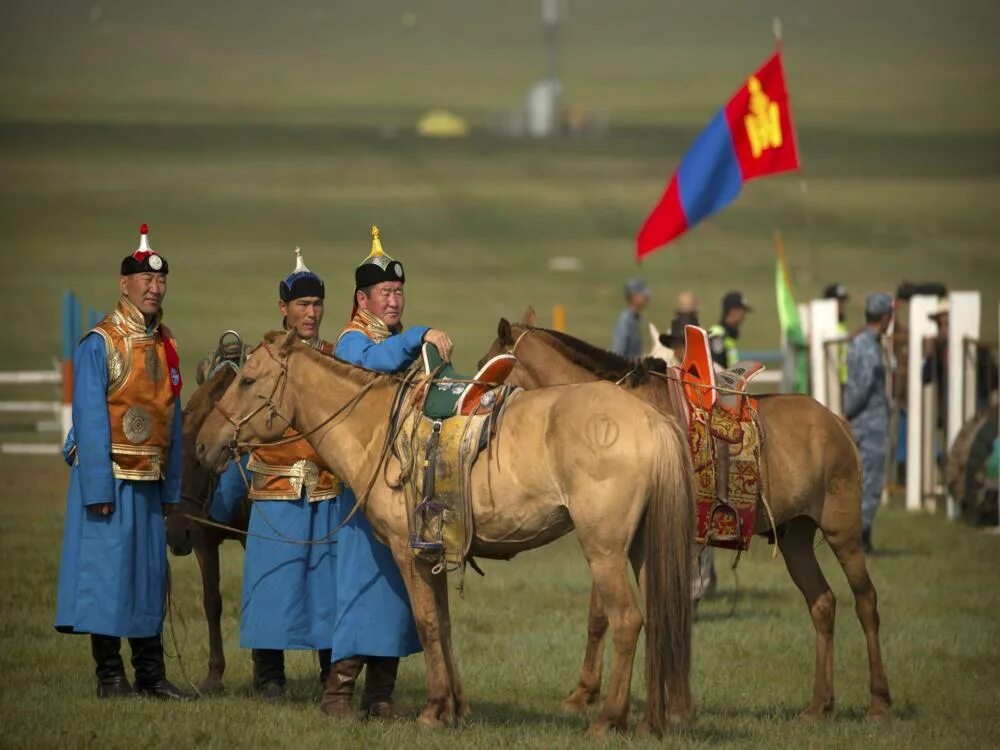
338 309 397 344
89 296 177 481
246 340 342 502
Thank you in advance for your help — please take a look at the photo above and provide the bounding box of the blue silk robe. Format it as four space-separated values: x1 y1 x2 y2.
54 333 182 638
331 326 427 658
208 416 338 650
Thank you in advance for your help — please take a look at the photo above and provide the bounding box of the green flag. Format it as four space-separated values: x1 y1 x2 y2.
774 232 809 393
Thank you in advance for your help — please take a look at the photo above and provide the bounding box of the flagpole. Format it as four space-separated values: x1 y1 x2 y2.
773 17 815 284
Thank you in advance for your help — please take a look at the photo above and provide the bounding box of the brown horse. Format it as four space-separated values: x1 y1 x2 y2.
195 330 694 735
165 364 250 694
479 309 892 722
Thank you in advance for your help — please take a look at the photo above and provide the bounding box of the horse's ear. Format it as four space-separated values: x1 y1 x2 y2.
498 318 513 346
522 305 537 327
648 322 660 347
279 329 297 358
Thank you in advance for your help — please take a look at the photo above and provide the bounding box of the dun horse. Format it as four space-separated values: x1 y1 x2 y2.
166 364 250 693
196 330 694 735
479 309 891 721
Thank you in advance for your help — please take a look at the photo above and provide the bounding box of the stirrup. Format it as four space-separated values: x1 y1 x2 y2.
410 498 446 553
705 499 742 544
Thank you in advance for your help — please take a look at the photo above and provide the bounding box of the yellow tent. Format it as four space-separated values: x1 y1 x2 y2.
416 110 470 138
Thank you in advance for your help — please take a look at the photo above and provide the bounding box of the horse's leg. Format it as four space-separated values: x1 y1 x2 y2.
562 583 608 713
387 539 455 728
823 525 892 720
195 535 226 694
580 554 643 736
432 570 469 722
778 516 836 720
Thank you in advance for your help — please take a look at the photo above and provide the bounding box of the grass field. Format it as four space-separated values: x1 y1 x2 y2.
1 454 999 749
1 1 999 747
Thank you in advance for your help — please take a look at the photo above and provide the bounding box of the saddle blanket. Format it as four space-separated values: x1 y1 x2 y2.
688 403 763 551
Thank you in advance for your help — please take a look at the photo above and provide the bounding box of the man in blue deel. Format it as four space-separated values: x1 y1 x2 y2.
54 224 191 700
319 226 453 720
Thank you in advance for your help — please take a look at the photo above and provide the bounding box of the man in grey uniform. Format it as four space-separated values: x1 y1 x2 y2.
611 278 650 359
843 292 894 554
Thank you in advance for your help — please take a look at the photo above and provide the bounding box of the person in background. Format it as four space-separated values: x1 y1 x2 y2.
844 293 894 555
611 278 650 359
675 290 698 316
824 283 850 385
656 311 700 366
708 291 752 369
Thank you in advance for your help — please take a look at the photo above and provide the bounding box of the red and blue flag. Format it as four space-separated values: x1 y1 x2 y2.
636 51 800 259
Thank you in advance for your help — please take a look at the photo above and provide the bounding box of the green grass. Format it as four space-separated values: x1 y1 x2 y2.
1 454 999 749
1 1 999 746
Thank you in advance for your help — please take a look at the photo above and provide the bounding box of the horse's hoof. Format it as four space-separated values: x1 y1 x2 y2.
798 704 834 723
867 696 891 721
198 679 225 696
636 720 661 738
667 711 693 728
562 689 599 714
416 714 445 730
585 721 611 738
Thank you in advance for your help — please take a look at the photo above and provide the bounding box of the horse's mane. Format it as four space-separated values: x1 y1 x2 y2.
522 326 667 384
261 330 398 388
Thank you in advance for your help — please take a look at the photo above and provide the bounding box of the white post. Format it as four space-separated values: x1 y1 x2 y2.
906 296 939 511
946 291 981 519
809 299 839 409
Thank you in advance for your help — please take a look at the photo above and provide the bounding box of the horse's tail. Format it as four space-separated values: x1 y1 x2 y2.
644 414 694 732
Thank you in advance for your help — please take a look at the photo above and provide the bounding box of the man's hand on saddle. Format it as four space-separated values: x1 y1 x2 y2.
424 329 454 362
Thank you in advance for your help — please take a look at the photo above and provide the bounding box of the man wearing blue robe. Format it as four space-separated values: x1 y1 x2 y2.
319 226 454 720
216 248 342 699
54 225 191 700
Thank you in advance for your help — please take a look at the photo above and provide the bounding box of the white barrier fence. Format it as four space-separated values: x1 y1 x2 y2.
0 365 67 455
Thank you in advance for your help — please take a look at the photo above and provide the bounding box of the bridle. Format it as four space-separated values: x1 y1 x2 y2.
212 342 291 454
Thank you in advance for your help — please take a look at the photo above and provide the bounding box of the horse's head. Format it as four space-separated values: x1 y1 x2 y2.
166 363 239 556
196 330 297 475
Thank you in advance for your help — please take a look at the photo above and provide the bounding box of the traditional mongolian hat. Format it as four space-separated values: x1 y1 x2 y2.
120 224 169 275
355 225 405 290
279 247 325 301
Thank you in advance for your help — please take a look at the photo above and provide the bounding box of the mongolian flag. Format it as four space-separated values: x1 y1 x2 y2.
636 51 800 259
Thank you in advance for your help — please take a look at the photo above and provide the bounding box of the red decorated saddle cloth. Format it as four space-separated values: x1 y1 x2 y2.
677 325 765 551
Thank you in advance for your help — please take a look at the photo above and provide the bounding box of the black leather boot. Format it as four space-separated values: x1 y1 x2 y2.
361 657 400 720
91 635 133 698
318 649 332 685
129 635 194 700
319 655 365 718
252 649 286 700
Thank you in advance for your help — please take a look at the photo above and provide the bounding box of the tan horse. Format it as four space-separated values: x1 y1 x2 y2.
165 365 250 693
479 310 892 721
195 330 694 735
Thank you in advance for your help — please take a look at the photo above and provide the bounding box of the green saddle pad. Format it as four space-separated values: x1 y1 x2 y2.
422 343 468 419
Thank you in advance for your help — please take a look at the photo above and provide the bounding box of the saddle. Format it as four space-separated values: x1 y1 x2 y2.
420 344 517 419
396 345 519 568
678 325 765 551
195 330 248 385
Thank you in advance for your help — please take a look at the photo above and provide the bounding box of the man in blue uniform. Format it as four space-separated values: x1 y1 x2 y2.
320 226 453 720
212 249 341 699
844 293 893 554
54 224 190 699
709 291 752 369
